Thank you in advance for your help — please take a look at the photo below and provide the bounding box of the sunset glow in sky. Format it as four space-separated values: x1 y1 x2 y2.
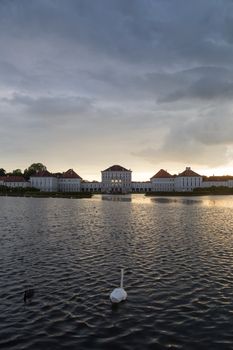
1 0 233 181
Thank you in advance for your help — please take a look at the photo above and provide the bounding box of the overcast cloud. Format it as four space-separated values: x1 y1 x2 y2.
1 0 233 179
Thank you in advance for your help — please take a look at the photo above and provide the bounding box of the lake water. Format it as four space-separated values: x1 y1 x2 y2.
1 194 233 350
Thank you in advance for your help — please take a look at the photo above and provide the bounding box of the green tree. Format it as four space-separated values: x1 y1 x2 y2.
24 163 47 179
0 168 6 176
12 169 23 176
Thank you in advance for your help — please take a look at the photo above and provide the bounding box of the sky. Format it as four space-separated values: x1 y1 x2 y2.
1 0 233 181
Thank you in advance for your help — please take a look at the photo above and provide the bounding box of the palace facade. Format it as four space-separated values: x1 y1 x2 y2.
1 165 233 193
101 165 132 193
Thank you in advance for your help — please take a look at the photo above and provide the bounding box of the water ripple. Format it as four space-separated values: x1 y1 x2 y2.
0 195 233 349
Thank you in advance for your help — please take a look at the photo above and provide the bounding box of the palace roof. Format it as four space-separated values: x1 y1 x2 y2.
151 169 173 179
0 176 27 182
178 167 201 177
203 175 233 181
61 169 82 179
102 165 131 172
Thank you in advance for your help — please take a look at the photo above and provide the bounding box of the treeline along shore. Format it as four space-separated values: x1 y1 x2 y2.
0 186 92 199
146 186 233 196
1 185 233 199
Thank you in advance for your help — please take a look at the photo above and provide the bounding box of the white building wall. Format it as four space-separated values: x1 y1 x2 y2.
201 181 228 188
228 180 233 188
4 181 30 188
174 176 202 192
30 177 58 192
151 178 175 192
101 171 131 193
131 182 151 192
81 182 101 192
58 178 81 192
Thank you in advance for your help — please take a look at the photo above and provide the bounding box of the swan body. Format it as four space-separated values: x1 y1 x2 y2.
110 269 127 304
110 287 127 303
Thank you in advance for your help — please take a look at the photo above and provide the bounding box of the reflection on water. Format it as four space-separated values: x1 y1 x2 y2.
100 194 151 203
151 194 233 207
1 195 233 350
95 194 233 207
101 194 132 202
152 197 203 205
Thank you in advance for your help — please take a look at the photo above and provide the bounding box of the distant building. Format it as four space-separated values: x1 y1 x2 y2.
131 181 151 192
150 169 175 192
174 167 202 192
30 171 58 192
24 164 233 193
0 176 30 188
30 169 83 192
59 169 82 192
81 181 101 192
201 176 233 188
150 167 203 192
101 165 132 193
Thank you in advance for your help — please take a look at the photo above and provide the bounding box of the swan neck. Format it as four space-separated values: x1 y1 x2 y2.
120 268 124 288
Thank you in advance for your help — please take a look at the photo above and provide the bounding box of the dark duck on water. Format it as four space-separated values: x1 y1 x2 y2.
24 289 34 303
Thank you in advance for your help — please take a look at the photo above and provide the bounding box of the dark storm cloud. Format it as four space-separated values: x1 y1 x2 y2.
1 0 233 172
157 66 233 102
2 94 94 118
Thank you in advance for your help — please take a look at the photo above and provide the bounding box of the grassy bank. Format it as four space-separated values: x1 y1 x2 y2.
146 186 233 197
0 186 92 199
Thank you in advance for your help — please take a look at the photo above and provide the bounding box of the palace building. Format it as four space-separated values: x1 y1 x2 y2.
150 167 203 192
101 165 132 193
1 164 233 193
150 169 175 192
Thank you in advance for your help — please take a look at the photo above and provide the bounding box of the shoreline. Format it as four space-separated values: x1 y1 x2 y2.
1 191 233 199
0 192 92 199
146 191 233 197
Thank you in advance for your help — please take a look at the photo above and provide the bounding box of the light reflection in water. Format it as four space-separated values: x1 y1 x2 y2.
92 194 150 203
1 195 233 350
92 194 233 207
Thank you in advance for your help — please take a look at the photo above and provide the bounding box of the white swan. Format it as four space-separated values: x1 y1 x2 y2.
110 268 127 303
